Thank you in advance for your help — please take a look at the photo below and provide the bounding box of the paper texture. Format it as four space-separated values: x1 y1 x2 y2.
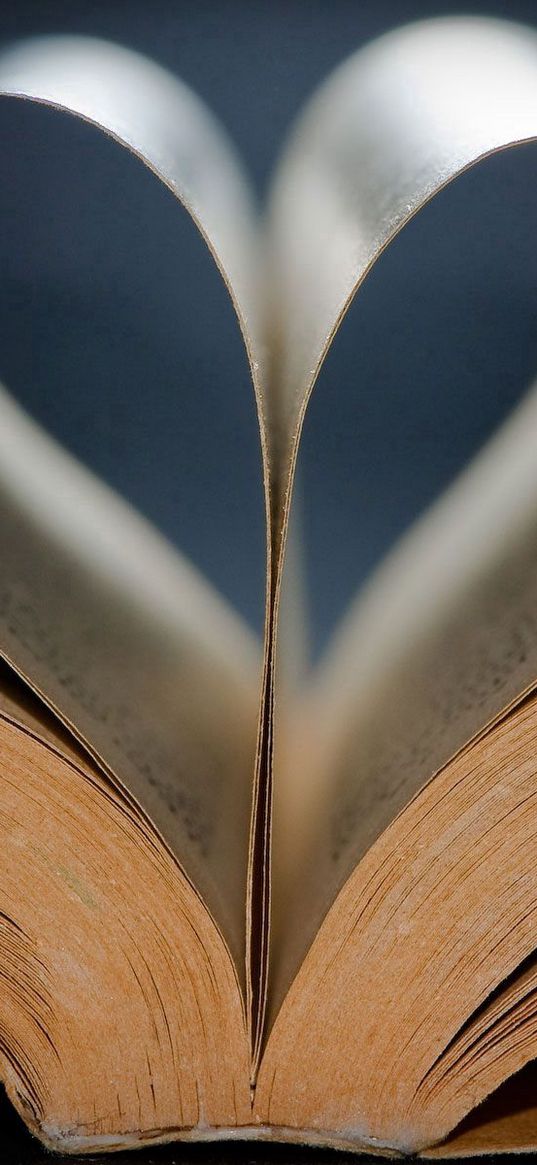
267 15 537 1015
2 17 537 1150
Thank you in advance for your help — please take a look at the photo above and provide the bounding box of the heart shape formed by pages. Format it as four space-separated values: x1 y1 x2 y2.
0 17 537 1158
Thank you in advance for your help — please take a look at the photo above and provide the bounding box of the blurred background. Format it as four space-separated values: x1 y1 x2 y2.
0 0 536 658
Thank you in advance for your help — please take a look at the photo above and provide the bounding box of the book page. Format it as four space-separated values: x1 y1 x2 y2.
263 17 537 1010
0 35 274 974
258 687 537 1150
0 383 261 969
0 33 305 1057
0 668 253 1147
272 378 537 1008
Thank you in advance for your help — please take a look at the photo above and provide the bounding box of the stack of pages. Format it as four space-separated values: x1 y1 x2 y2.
0 15 537 1157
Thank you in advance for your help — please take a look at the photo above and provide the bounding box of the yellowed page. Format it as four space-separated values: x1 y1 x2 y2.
0 32 273 985
0 382 261 968
4 19 537 1088
264 16 537 1012
422 1062 537 1157
258 692 537 1152
0 685 253 1149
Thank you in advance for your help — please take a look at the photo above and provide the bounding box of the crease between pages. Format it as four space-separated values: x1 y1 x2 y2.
0 16 537 1154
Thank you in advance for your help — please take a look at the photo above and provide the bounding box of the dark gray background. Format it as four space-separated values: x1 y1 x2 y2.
0 0 536 658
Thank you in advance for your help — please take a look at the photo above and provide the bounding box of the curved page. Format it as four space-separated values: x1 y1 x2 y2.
267 14 537 1012
0 36 266 963
268 16 537 453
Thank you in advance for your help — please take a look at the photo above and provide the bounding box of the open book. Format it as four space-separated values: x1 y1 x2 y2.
1 13 537 1158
